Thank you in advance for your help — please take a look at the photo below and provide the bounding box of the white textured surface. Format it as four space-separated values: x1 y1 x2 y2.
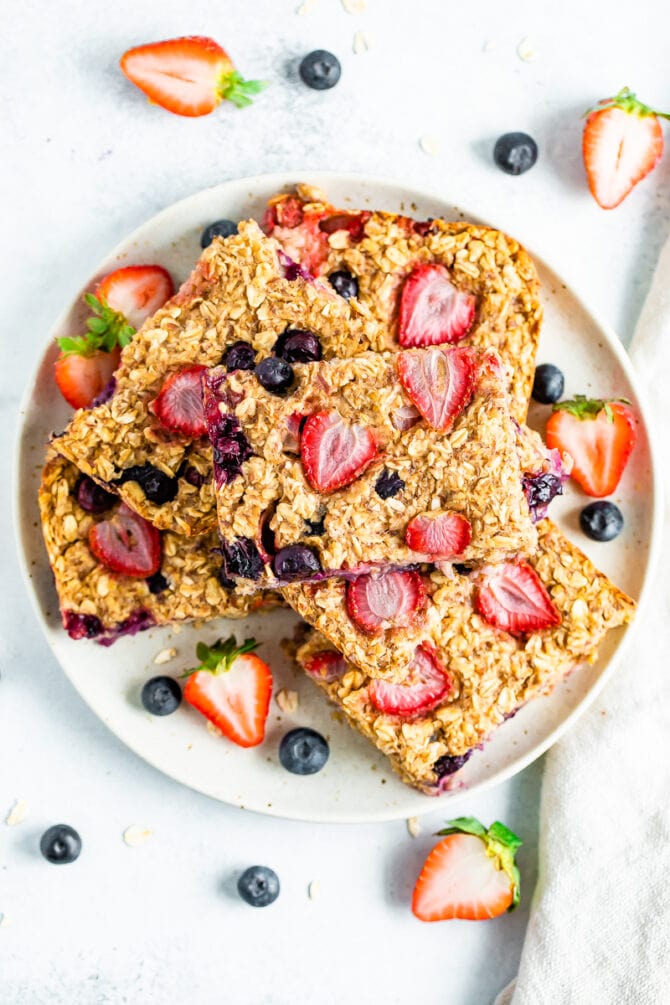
2 1 669 1003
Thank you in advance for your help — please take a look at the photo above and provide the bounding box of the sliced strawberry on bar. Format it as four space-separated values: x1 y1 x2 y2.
88 503 162 577
301 410 377 492
475 560 561 633
405 512 472 558
397 347 478 431
368 644 450 716
96 265 174 331
153 365 208 437
412 818 522 922
545 396 637 497
303 650 348 682
398 264 475 347
346 570 426 635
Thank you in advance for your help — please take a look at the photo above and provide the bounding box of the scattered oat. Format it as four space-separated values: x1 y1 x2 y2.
308 880 321 900
297 0 318 13
123 825 153 847
153 647 177 665
5 800 28 827
482 39 497 52
407 816 421 838
353 31 370 55
0 914 9 928
342 0 366 12
276 688 299 713
172 624 182 635
206 720 223 738
419 135 439 157
517 36 537 62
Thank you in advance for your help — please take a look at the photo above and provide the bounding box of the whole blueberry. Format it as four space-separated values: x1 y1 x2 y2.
580 501 624 542
141 675 182 716
374 469 405 500
532 363 565 405
328 270 358 301
255 358 294 395
273 545 321 581
273 329 322 363
222 340 256 372
279 728 330 775
76 476 116 514
117 464 178 505
40 824 82 864
493 132 538 176
237 866 280 907
201 219 238 248
299 50 341 91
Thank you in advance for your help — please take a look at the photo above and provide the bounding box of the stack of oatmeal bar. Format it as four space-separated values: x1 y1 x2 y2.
39 185 635 794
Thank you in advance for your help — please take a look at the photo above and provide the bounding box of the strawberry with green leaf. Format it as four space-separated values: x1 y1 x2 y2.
412 817 522 922
546 395 637 497
183 637 273 748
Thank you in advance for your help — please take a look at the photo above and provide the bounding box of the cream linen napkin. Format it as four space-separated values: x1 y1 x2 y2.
495 239 670 1005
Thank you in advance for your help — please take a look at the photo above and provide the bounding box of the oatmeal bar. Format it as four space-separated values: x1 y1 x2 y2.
203 347 538 593
54 221 374 536
264 184 542 420
291 520 635 793
39 454 279 645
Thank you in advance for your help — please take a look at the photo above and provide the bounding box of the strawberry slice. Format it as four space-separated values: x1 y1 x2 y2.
398 264 475 347
301 411 377 493
545 396 637 497
54 346 120 410
120 36 266 117
397 347 478 431
183 637 272 747
153 365 208 437
303 650 348 682
475 560 561 633
583 87 670 209
88 503 161 577
412 817 522 922
96 266 174 331
405 512 472 558
346 570 426 635
368 644 450 716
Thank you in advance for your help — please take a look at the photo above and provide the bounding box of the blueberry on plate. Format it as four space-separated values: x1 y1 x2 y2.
580 501 624 542
273 329 322 363
328 270 358 301
532 363 565 404
493 132 538 175
40 824 82 864
255 358 294 395
273 545 321 581
237 865 280 907
299 50 341 91
279 727 329 775
201 219 238 248
141 676 182 715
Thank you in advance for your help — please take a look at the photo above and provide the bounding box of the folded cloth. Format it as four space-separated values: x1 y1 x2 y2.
495 238 670 1005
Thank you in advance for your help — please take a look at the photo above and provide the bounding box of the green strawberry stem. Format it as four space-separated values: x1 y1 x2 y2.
218 71 268 109
437 816 523 910
585 86 670 121
183 636 260 678
552 394 631 424
56 294 135 357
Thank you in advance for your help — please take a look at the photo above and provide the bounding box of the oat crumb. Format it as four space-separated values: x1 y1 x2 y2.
517 36 538 62
308 880 321 900
5 800 28 827
407 816 421 838
123 825 153 847
419 135 439 157
276 688 299 713
206 720 224 738
353 30 370 54
154 647 177 665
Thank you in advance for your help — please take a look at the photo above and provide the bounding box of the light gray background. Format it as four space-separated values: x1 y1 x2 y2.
2 1 668 1002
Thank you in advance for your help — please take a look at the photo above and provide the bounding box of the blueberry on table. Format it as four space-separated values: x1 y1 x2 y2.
255 357 295 395
493 132 538 175
237 866 280 907
273 329 322 363
200 219 238 248
580 501 624 541
328 270 358 301
40 824 82 864
141 675 182 715
279 727 330 775
299 50 341 91
532 363 565 404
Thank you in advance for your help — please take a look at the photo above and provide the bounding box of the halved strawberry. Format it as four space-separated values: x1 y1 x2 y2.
545 396 637 497
368 644 450 716
88 503 161 577
120 36 266 117
475 560 560 633
303 650 348 682
405 512 472 558
96 265 174 331
183 637 272 747
583 87 670 209
397 347 478 431
346 570 426 635
153 365 208 437
412 817 522 922
54 346 120 409
398 264 476 347
301 411 377 493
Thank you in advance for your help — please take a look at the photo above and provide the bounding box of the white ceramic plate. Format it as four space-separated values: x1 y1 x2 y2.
15 172 660 823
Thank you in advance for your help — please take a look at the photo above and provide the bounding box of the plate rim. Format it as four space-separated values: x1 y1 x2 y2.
13 169 663 823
